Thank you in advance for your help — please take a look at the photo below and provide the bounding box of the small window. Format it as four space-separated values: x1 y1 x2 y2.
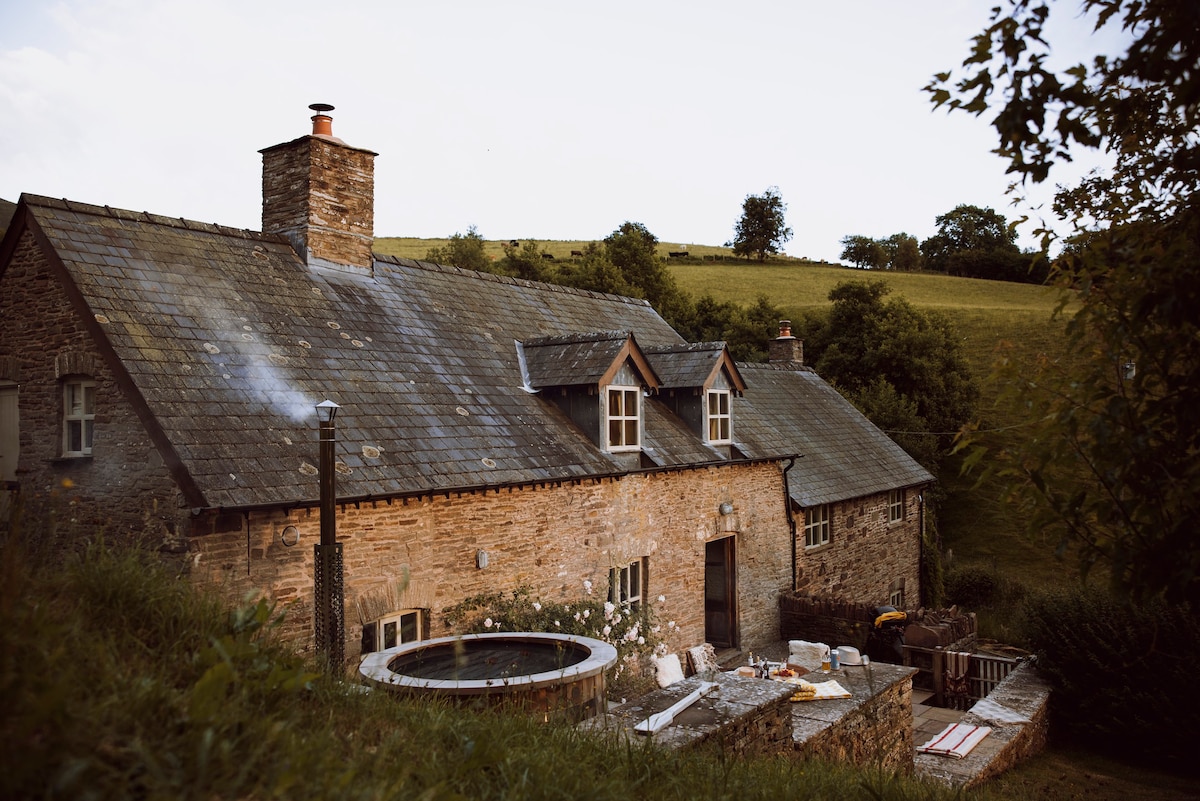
706 389 731 443
888 489 905 523
889 579 906 609
605 386 640 451
804 505 830 549
360 609 425 655
62 379 95 457
609 558 645 611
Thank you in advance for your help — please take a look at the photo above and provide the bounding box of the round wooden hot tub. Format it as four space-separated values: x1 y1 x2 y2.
359 632 618 720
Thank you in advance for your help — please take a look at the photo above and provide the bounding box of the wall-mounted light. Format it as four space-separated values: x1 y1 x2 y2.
280 525 300 547
476 549 489 569
719 501 734 516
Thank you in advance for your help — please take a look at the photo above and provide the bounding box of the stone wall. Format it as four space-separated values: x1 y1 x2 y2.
794 490 921 604
0 232 188 547
792 663 916 773
581 673 798 758
187 460 793 660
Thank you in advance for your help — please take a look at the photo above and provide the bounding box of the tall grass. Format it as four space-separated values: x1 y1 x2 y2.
1 535 967 800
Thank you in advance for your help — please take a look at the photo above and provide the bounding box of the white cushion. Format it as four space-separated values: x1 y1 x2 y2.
651 653 685 688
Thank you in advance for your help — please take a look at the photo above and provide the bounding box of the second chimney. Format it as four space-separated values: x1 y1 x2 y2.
769 320 804 368
260 104 378 274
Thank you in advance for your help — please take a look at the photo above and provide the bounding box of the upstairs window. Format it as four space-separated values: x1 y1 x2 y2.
605 386 641 451
62 379 95 457
706 389 731 443
804 505 830 549
361 609 426 655
609 558 645 611
888 489 905 523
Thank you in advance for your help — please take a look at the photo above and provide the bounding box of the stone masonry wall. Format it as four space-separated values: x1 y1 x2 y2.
0 232 188 547
794 490 921 606
793 667 915 773
261 137 375 270
187 461 794 661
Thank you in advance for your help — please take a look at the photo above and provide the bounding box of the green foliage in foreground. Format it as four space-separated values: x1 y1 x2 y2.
0 539 967 801
1018 587 1199 775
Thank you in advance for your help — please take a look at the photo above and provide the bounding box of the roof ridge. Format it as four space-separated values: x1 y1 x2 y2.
21 194 285 245
373 253 656 308
520 330 631 347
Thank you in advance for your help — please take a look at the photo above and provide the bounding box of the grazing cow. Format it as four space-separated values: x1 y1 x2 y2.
509 240 519 247
570 250 584 257
542 253 555 260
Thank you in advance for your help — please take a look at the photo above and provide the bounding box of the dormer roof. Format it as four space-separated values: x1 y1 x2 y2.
519 331 661 391
643 342 747 395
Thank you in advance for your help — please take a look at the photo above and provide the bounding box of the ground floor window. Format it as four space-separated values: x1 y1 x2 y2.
361 609 426 655
889 578 906 609
804 504 830 548
609 558 645 611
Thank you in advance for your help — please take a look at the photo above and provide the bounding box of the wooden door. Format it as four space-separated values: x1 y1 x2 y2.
704 536 737 649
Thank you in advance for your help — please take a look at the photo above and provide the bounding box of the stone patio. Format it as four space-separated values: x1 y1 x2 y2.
583 646 1052 790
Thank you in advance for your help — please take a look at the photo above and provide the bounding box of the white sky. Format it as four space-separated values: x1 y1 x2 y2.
0 1 1125 262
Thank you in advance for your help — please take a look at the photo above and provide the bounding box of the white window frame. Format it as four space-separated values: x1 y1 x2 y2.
360 609 425 655
889 579 906 609
888 489 905 523
804 505 830 549
605 385 641 452
706 389 732 444
609 558 644 611
62 379 96 457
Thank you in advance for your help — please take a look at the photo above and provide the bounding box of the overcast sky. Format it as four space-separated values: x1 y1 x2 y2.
1 1 1124 262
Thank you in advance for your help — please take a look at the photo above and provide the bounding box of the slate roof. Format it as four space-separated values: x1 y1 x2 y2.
732 364 933 507
12 194 931 511
519 331 659 389
0 198 15 237
644 342 746 393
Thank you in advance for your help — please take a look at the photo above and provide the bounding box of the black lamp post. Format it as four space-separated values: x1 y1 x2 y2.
314 399 344 671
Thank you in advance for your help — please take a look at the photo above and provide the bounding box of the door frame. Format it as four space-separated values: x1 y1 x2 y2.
704 535 738 649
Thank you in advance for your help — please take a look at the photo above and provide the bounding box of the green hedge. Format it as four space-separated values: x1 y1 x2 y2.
1020 587 1199 774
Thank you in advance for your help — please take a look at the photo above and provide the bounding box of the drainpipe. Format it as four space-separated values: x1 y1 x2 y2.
782 456 799 591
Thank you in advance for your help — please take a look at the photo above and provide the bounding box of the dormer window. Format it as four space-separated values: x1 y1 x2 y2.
62 378 95 457
518 332 659 456
707 389 731 444
606 385 641 451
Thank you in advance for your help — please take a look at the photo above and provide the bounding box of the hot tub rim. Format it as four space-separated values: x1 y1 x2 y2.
359 631 619 696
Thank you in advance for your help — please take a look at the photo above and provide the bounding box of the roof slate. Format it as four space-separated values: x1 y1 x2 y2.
21 194 931 510
733 365 934 506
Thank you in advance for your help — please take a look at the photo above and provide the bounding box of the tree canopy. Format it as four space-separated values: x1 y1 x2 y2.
930 0 1200 605
799 280 978 471
839 233 924 271
728 187 793 262
424 225 491 272
919 204 1045 282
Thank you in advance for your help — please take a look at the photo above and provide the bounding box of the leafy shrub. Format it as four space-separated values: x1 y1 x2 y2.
944 564 1028 610
1020 586 1199 773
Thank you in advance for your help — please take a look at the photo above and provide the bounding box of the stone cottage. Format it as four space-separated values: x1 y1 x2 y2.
0 107 931 663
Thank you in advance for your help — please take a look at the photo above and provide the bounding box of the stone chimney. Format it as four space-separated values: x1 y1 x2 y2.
260 104 378 274
768 320 804 368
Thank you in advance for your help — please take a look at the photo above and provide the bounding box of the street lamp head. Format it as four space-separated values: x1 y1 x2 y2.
316 399 340 423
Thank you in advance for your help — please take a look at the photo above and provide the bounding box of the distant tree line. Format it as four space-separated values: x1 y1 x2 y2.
840 204 1049 284
425 221 787 363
